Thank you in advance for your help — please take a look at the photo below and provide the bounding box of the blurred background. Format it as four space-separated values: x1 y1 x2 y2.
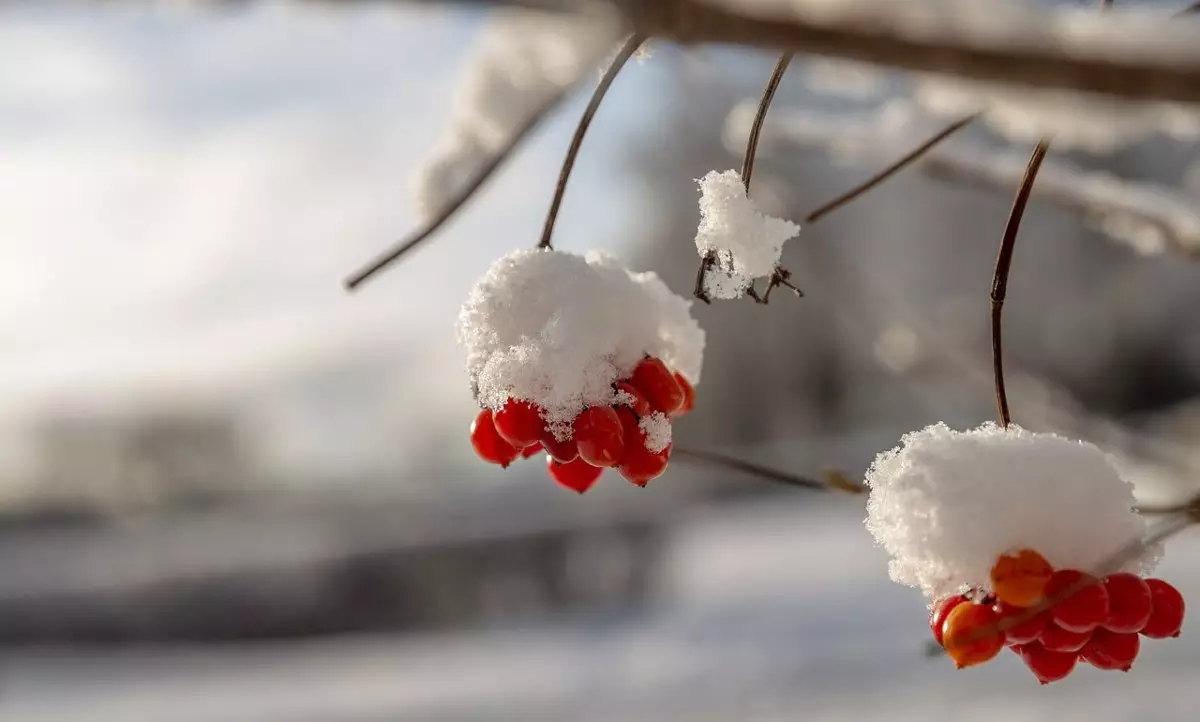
4 1 1200 720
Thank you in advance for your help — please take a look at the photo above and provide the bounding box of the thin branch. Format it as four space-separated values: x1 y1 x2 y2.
671 447 865 494
1135 490 1200 516
804 112 978 224
741 54 793 193
694 53 793 304
343 82 576 290
990 140 1050 428
538 33 643 250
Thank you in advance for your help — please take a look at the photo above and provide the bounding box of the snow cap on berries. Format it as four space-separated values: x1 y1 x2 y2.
865 422 1156 601
694 169 800 299
639 412 672 454
456 248 704 439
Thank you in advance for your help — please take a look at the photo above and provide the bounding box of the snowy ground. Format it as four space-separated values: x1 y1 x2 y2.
2 496 1198 722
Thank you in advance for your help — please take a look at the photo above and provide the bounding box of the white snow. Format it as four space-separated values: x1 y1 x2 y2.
865 422 1156 601
638 412 672 453
412 8 621 219
456 249 704 439
694 170 801 299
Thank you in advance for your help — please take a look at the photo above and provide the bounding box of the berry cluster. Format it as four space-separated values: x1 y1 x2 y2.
469 356 695 493
931 548 1185 684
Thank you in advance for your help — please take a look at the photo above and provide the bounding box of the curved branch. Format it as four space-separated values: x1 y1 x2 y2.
539 33 643 250
991 140 1049 428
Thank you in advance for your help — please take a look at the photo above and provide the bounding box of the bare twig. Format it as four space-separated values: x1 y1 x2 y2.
804 112 978 224
695 53 794 305
990 140 1050 428
539 33 643 250
671 447 865 494
741 54 793 193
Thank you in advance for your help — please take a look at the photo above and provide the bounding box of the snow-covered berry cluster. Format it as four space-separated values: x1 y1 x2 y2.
930 547 1186 683
470 355 693 492
458 248 704 493
866 422 1185 682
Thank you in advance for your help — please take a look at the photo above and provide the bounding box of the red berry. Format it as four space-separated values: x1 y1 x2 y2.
1101 573 1152 634
615 407 670 487
1038 622 1091 653
520 443 543 459
573 406 626 468
1045 569 1109 633
941 602 1005 668
470 408 519 468
993 601 1050 646
1013 642 1077 684
1081 628 1140 671
1141 578 1185 639
493 399 545 448
629 357 685 415
614 381 652 417
930 595 970 646
990 549 1053 608
547 456 603 494
673 373 696 416
540 428 579 463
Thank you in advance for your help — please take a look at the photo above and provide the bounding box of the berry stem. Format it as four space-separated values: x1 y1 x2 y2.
671 447 865 494
537 33 644 251
990 139 1050 428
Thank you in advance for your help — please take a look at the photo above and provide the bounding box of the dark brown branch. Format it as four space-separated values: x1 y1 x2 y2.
539 33 643 250
671 447 865 494
619 0 1200 106
990 140 1049 428
741 54 793 193
804 113 978 224
695 53 793 304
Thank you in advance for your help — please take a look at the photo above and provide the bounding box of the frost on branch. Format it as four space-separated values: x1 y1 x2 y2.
694 170 801 299
865 423 1157 602
456 249 704 440
412 9 621 219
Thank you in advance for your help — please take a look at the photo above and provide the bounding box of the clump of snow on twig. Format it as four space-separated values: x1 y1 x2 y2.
412 9 621 219
865 422 1157 602
694 170 801 299
457 249 704 439
639 412 672 453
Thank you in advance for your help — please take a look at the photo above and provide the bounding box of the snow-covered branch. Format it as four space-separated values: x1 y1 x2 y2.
925 146 1200 259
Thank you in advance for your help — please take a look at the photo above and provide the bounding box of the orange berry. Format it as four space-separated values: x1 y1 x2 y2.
673 373 696 416
941 602 1005 669
990 548 1053 608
